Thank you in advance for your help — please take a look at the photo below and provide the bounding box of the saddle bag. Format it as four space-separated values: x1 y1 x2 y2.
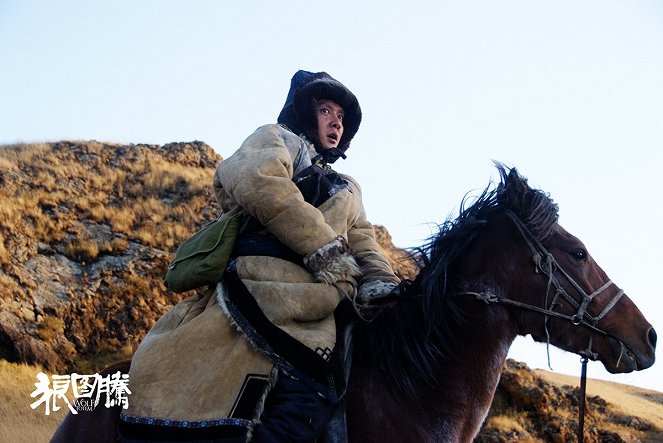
164 212 241 293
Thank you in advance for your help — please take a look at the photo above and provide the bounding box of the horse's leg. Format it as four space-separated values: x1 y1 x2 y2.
50 359 131 443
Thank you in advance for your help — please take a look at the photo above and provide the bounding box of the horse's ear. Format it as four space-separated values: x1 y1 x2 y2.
497 165 531 216
495 162 559 239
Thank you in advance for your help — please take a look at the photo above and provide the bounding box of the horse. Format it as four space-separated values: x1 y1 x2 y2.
51 164 656 443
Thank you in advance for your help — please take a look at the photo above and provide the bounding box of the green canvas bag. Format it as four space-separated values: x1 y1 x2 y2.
164 212 241 293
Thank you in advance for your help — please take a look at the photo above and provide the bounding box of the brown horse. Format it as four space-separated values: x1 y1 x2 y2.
51 164 656 443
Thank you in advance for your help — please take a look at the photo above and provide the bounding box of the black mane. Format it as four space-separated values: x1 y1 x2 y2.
354 163 559 404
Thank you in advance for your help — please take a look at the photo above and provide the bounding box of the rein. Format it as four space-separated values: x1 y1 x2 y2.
459 209 626 443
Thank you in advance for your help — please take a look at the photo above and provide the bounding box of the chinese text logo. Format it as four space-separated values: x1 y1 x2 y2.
30 371 130 415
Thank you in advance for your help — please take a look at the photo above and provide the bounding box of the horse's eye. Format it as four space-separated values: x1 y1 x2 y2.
569 249 587 262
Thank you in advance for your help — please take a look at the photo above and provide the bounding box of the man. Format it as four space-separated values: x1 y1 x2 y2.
120 70 399 442
215 70 400 441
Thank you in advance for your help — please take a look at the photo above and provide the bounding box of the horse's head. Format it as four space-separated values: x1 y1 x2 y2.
494 165 656 373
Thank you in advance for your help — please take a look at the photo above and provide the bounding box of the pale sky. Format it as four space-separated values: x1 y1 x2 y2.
1 1 662 392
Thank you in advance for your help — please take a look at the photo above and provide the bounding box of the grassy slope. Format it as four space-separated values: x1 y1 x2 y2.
0 361 69 443
535 369 663 442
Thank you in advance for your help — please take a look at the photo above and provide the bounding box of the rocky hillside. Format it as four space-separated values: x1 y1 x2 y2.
478 359 662 442
0 141 659 442
0 141 221 372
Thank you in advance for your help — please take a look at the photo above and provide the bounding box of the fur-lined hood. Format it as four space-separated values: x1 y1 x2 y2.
277 70 361 162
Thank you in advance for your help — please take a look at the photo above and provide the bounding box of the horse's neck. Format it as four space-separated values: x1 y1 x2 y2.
430 318 514 442
348 308 516 443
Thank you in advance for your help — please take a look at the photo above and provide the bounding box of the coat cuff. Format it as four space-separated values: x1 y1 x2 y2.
357 280 400 305
303 236 360 284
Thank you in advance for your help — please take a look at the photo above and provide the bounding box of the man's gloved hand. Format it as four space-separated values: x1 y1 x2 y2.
303 236 360 284
356 280 400 306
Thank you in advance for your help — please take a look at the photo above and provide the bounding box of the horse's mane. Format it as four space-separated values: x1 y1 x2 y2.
356 163 559 404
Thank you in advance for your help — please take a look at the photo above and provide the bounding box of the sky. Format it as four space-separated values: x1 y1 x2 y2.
1 1 662 392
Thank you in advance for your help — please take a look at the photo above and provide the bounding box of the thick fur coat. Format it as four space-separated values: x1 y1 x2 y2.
214 123 399 354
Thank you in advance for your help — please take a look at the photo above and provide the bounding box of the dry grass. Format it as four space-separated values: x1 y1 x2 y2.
483 413 540 441
0 273 20 297
141 160 209 195
0 156 17 171
0 238 10 266
87 205 136 232
0 143 52 166
535 370 663 442
0 141 218 264
0 360 68 443
63 238 102 262
36 316 66 342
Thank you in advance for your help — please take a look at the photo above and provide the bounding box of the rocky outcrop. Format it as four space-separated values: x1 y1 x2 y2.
0 141 221 371
475 359 653 442
373 225 419 281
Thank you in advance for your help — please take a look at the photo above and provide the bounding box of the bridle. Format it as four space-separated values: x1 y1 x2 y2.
465 210 624 347
460 209 626 443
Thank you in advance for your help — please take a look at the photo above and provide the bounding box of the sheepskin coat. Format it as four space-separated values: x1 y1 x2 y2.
120 122 399 433
213 123 399 356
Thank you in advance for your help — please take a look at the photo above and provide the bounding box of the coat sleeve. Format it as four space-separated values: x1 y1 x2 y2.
215 124 338 258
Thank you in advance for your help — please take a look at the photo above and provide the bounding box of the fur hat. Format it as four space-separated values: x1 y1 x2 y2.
277 70 362 160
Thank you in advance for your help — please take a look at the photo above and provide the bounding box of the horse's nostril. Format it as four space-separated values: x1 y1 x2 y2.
649 327 657 349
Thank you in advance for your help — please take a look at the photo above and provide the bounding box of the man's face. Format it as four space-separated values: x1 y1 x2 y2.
316 99 344 149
